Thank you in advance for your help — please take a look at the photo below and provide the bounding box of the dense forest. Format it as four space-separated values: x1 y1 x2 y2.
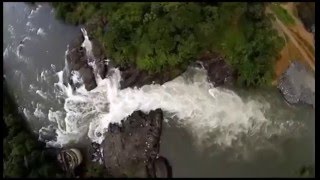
52 2 285 87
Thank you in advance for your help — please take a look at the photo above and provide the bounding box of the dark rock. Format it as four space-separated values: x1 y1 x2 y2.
120 67 184 89
78 67 97 91
66 26 110 91
69 32 84 50
278 61 314 107
119 52 234 89
96 60 108 79
92 142 100 150
296 2 315 33
101 109 167 177
146 156 172 178
198 53 235 87
89 143 103 163
153 156 172 178
66 47 87 71
120 68 141 89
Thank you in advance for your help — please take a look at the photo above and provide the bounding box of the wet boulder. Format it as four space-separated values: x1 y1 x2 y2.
69 32 84 50
78 66 97 91
198 53 235 87
151 156 172 178
119 52 234 89
278 61 314 107
296 2 315 33
67 33 97 91
89 142 103 163
66 28 109 91
66 47 87 71
101 109 169 177
96 60 108 79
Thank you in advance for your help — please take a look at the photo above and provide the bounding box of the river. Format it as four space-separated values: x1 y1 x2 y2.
3 2 315 177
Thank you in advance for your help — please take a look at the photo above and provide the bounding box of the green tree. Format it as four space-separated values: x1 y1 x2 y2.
52 2 285 87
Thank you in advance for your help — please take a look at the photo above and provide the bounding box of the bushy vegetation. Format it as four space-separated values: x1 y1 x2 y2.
270 3 295 25
52 2 284 87
3 82 65 178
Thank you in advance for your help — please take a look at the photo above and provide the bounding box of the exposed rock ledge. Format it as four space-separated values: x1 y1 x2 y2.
66 30 108 91
67 21 235 91
101 109 172 178
120 52 235 89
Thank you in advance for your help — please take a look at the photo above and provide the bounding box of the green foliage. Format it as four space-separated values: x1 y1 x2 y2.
270 3 295 25
52 2 285 87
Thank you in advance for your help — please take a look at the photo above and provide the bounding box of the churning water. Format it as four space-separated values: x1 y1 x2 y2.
3 2 314 177
43 28 305 153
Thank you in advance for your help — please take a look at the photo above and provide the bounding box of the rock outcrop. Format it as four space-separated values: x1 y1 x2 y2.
296 2 315 33
101 109 171 177
278 61 315 107
120 53 235 89
66 29 108 91
198 52 235 87
151 156 172 178
120 66 184 89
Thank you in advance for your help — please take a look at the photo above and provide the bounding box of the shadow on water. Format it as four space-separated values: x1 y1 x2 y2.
3 79 29 135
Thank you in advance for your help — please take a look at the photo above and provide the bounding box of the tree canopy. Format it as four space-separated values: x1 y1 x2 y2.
52 2 285 87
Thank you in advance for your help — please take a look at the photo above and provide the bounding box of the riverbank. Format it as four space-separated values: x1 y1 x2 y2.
52 2 285 88
3 2 314 178
50 2 314 178
269 2 315 85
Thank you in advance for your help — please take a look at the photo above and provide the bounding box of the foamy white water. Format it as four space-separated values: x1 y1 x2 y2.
36 89 48 99
34 103 46 119
46 64 304 149
8 24 15 39
36 28 46 36
80 28 92 57
39 28 305 151
28 5 42 19
3 47 9 58
23 108 32 121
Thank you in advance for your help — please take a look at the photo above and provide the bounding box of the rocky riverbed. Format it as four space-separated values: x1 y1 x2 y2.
101 109 167 177
63 21 315 177
64 27 235 177
66 33 235 91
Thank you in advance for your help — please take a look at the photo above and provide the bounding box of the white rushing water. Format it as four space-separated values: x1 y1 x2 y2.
36 28 46 37
39 28 305 150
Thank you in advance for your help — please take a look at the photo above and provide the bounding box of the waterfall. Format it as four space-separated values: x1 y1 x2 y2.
39 29 304 153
